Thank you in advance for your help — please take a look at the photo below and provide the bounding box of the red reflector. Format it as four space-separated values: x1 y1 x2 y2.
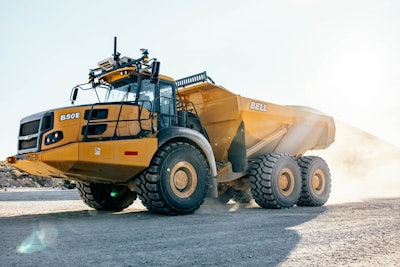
124 151 138 156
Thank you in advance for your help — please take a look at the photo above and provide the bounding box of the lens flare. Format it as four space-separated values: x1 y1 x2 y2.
110 189 120 198
17 223 58 254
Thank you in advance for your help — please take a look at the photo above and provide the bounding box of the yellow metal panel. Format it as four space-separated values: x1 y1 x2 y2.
41 143 79 172
8 138 158 182
42 107 87 150
204 120 243 162
99 67 136 83
159 74 175 82
239 97 294 152
6 143 79 178
7 154 68 178
78 138 157 166
196 95 240 124
41 104 154 152
179 83 242 162
179 82 236 105
99 67 175 84
178 81 334 161
70 138 158 182
275 106 336 155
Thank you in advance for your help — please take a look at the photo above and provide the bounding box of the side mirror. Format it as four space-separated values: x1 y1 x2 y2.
150 61 160 84
70 87 79 104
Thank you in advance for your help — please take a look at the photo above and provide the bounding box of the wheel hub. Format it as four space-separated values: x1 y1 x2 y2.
311 169 325 194
174 170 189 190
169 161 197 198
278 168 294 196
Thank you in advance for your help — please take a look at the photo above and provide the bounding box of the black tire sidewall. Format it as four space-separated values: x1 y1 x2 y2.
91 183 136 211
304 158 331 204
270 156 302 207
158 143 209 211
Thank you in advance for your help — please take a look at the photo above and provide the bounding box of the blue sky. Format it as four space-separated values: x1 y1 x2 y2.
1 0 400 159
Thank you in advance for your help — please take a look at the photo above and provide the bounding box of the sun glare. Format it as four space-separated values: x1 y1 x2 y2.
304 34 399 146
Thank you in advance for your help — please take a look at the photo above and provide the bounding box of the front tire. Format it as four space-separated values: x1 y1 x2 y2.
297 156 331 206
250 153 301 209
136 141 210 215
76 182 137 211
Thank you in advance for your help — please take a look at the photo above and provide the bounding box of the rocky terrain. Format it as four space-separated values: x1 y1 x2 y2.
0 161 62 189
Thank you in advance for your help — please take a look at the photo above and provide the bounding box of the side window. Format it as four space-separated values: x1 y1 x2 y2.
158 81 176 128
138 79 155 111
159 82 175 115
139 80 155 102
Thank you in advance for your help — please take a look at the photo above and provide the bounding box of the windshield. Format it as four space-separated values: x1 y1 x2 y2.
105 77 155 105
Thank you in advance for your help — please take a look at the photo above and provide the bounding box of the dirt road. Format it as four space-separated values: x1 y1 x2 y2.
0 189 399 266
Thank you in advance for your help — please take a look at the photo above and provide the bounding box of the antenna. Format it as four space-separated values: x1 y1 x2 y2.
113 36 120 61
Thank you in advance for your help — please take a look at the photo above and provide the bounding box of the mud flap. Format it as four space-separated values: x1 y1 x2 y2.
207 177 218 198
228 121 247 172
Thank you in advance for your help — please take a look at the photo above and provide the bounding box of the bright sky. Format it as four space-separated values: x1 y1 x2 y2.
1 0 400 159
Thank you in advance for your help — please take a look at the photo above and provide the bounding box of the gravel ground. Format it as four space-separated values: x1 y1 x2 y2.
0 189 399 267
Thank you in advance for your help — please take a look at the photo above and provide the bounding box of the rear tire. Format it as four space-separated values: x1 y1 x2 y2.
250 153 301 209
135 141 210 215
297 156 331 206
76 182 137 211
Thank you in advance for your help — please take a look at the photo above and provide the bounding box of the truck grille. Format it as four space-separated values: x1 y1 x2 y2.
18 112 53 154
19 138 38 150
20 120 40 136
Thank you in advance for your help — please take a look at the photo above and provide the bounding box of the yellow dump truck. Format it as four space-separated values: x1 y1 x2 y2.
7 39 335 214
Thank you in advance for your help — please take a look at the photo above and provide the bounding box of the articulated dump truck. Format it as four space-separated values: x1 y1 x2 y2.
7 40 335 215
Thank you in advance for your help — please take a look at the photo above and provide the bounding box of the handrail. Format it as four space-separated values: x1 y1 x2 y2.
82 102 153 142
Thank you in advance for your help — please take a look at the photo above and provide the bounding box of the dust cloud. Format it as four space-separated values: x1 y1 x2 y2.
309 120 400 204
200 119 400 211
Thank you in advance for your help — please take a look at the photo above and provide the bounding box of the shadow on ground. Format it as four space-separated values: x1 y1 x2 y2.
0 191 325 266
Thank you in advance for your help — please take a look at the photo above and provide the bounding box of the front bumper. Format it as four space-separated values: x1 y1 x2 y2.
7 138 158 183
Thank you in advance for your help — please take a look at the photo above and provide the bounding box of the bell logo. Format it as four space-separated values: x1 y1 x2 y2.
250 101 267 112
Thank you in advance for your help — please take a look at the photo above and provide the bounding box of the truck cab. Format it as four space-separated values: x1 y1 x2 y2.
99 68 178 130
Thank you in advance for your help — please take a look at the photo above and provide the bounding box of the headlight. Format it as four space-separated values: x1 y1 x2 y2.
44 131 63 145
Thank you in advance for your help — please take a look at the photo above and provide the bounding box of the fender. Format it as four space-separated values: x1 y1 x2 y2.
156 127 218 178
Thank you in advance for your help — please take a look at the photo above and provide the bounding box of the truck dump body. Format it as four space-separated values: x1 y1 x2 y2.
179 82 335 163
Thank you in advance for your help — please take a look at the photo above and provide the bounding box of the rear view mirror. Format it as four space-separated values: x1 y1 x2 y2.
70 87 79 104
150 61 160 84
